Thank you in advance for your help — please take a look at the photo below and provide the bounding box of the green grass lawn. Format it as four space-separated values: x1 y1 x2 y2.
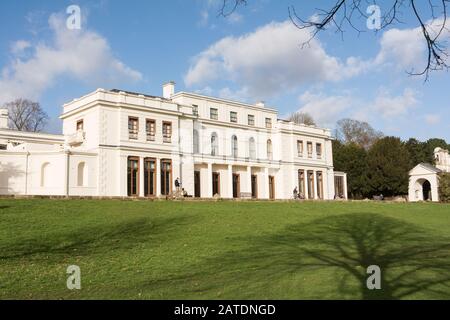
1 199 450 300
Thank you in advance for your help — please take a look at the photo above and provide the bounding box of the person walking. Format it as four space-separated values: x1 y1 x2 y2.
174 178 180 191
293 186 298 200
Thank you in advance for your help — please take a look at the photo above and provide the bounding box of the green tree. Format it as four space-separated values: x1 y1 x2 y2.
367 137 410 197
405 138 428 169
333 140 370 199
425 138 449 164
438 173 450 203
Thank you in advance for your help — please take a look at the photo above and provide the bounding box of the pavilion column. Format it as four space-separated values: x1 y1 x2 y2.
313 170 318 200
303 171 308 199
206 163 213 198
227 164 233 199
139 157 145 197
343 174 348 200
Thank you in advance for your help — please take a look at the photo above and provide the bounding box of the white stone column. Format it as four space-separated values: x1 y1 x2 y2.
156 158 161 197
206 162 213 198
343 173 348 200
264 167 270 199
313 170 318 200
246 166 252 194
139 157 144 197
227 164 233 198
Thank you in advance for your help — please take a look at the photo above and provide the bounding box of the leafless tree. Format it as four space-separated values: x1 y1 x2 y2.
287 111 316 126
335 118 383 149
4 99 48 132
221 0 450 80
219 0 247 17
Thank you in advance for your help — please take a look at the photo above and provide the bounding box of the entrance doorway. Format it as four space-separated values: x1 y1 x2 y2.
127 156 139 196
194 171 201 198
251 175 258 199
269 175 275 200
232 174 240 198
160 159 172 196
422 180 432 201
144 158 156 197
212 172 220 196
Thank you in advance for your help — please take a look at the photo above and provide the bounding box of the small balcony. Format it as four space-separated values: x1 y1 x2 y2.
67 130 85 146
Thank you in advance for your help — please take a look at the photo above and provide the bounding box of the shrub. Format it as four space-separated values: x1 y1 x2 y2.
438 173 450 202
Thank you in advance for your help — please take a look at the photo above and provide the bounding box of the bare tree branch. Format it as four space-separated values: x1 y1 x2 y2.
218 0 247 17
221 0 450 80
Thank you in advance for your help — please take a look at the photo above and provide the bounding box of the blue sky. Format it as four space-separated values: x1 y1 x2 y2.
0 0 449 141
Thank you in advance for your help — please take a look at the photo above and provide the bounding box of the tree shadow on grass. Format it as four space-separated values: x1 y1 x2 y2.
145 212 450 299
0 216 193 260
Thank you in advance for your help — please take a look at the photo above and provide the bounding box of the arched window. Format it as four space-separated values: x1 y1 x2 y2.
249 137 256 159
77 162 88 187
193 129 199 154
41 162 50 187
231 135 238 158
211 132 219 156
267 139 273 160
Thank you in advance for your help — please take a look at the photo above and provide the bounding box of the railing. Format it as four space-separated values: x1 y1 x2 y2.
129 130 138 140
67 130 85 146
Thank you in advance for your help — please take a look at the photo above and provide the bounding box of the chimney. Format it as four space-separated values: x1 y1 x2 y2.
255 101 265 108
0 109 8 129
163 81 175 99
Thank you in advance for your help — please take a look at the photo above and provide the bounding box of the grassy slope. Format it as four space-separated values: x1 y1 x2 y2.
0 199 449 299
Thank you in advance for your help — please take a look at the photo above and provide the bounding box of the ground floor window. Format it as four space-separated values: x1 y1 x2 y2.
269 175 275 199
144 158 156 196
232 174 240 198
316 171 323 199
161 159 172 195
251 174 258 199
307 170 314 199
194 171 201 197
127 157 139 196
298 169 305 197
212 172 220 196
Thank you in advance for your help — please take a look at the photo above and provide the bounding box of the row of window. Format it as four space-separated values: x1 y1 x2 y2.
127 157 172 196
298 169 324 199
193 131 274 160
128 117 172 142
126 117 321 160
193 104 272 128
297 140 322 159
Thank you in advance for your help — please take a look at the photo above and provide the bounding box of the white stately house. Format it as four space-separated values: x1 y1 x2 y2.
408 147 450 202
0 83 347 200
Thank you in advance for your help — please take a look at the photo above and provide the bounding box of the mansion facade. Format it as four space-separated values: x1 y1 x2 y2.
0 83 347 200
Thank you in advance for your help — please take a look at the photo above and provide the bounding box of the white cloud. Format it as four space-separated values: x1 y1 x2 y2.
10 40 32 55
425 114 440 125
198 10 209 27
374 17 450 72
373 88 418 118
297 91 352 128
185 21 364 98
0 13 142 104
227 12 243 24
